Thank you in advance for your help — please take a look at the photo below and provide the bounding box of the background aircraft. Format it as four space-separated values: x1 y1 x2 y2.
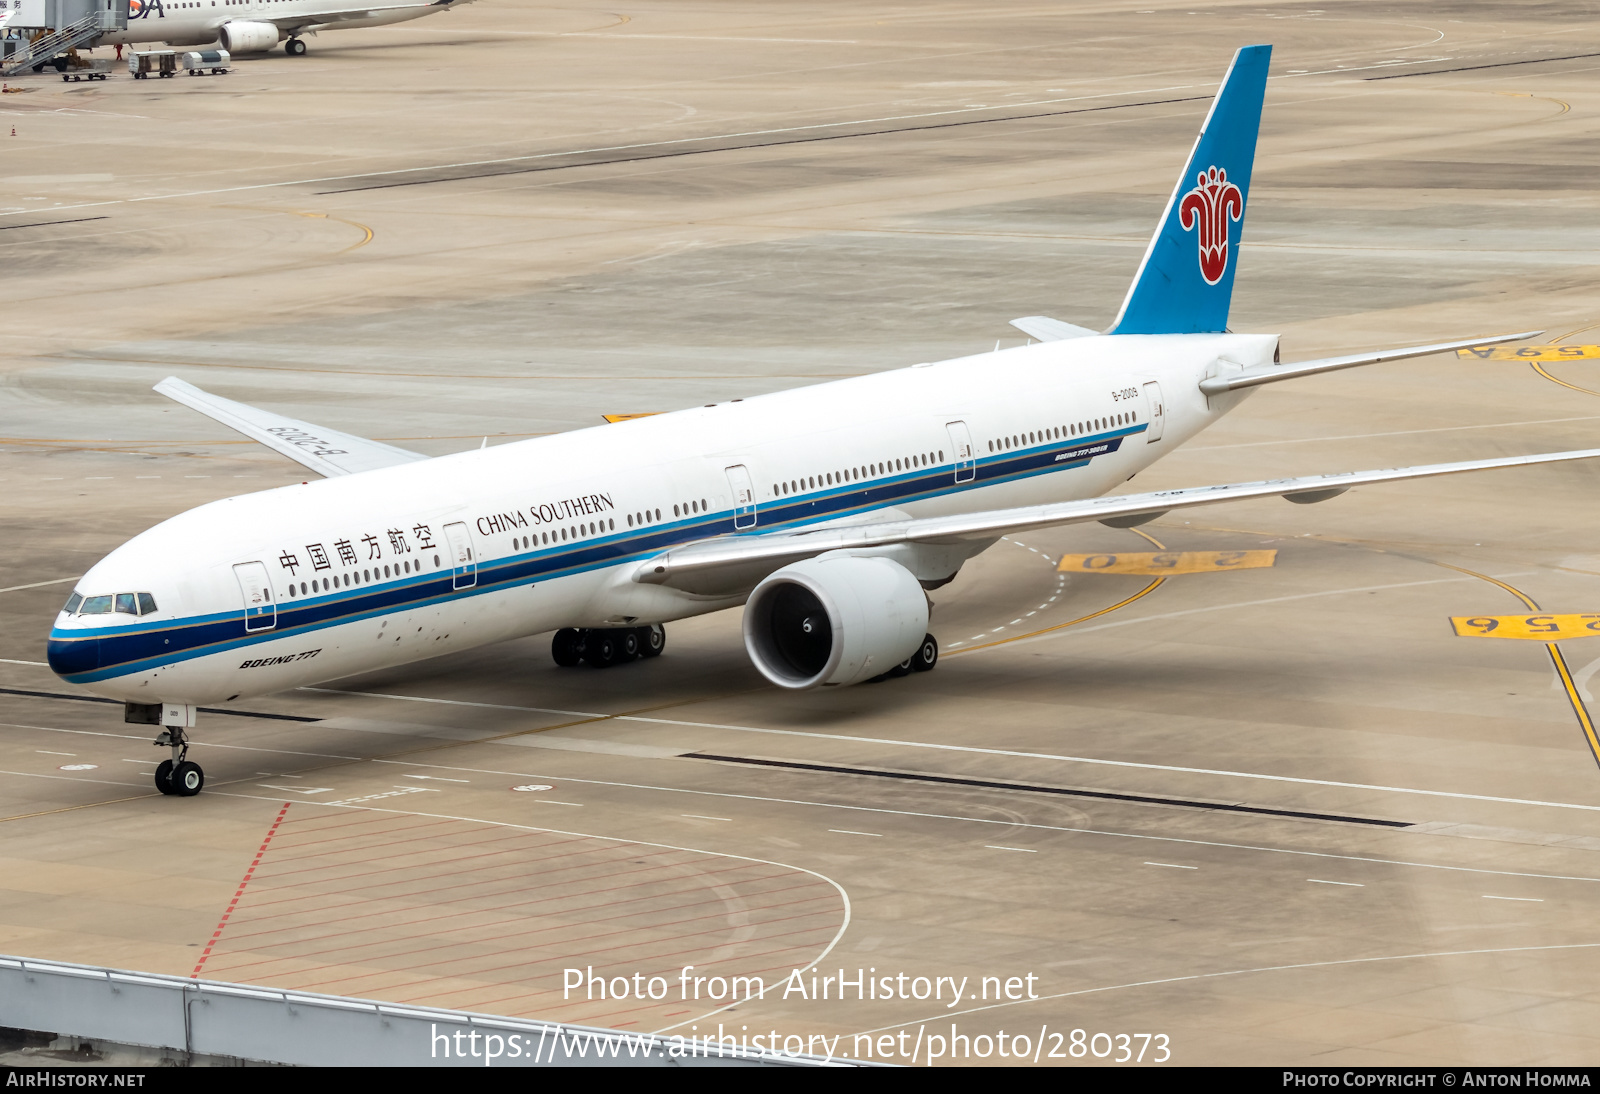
102 0 475 56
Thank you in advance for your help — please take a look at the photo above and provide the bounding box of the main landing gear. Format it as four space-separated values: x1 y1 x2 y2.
153 725 204 796
552 624 666 669
285 38 307 56
867 633 939 683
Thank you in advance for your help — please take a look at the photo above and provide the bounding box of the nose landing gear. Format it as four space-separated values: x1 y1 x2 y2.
153 726 204 797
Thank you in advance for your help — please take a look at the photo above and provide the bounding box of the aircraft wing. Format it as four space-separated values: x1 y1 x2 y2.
263 0 476 31
1200 331 1542 394
637 447 1600 593
153 377 429 478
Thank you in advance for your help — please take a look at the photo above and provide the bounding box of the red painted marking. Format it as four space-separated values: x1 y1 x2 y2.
190 802 291 979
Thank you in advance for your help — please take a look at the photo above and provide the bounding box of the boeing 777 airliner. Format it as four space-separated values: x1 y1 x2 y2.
46 45 1599 797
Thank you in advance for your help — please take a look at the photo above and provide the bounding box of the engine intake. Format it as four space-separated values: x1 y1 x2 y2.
219 21 281 53
743 555 928 689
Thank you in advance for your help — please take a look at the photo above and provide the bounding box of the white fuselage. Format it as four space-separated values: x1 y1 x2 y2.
100 0 444 48
47 333 1272 704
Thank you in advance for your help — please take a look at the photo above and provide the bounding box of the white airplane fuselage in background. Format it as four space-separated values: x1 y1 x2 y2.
49 334 1263 705
100 0 460 52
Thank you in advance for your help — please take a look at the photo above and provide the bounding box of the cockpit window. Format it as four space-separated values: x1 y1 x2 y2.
69 592 158 617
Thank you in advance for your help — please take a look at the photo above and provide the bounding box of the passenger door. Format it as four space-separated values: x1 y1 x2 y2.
1142 381 1166 442
443 521 477 589
233 561 276 632
726 464 757 530
946 421 975 483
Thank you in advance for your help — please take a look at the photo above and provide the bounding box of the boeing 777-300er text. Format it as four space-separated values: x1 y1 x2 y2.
45 45 1600 797
99 0 473 56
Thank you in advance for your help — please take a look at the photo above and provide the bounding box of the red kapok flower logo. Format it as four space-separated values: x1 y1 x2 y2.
1178 165 1244 285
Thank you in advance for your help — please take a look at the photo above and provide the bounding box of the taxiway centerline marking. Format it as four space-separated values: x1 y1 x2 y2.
1144 861 1197 870
1435 563 1600 771
1308 879 1363 887
1482 895 1544 902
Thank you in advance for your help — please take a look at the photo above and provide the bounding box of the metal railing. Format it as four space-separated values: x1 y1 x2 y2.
0 955 852 1067
1 13 107 77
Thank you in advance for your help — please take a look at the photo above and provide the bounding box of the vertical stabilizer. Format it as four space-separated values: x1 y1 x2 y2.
1105 45 1271 335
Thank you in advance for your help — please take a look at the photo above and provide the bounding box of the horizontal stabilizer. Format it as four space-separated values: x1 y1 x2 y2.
637 446 1600 591
1198 331 1543 394
153 377 429 478
1009 316 1098 342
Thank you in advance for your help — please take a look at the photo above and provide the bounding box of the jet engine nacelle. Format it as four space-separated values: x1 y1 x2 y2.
742 555 928 690
219 21 281 53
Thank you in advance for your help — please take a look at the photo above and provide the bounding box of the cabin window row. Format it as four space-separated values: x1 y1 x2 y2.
772 451 945 498
626 508 663 528
987 411 1137 453
512 518 618 552
284 553 442 598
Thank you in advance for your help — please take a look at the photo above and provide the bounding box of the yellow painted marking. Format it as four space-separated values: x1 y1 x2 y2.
1057 550 1276 576
1452 614 1600 641
602 413 662 424
950 527 1171 657
1438 563 1600 772
1457 345 1600 361
1530 361 1600 397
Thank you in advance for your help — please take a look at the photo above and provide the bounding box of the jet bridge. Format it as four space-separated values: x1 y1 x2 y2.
1 0 125 77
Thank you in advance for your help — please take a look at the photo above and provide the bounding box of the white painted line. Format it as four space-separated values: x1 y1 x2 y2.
125 759 159 765
682 814 732 822
0 658 48 666
1482 895 1544 902
298 686 593 719
1145 862 1197 870
256 784 334 795
36 750 74 756
986 845 1037 853
531 799 583 807
331 686 1600 815
617 712 1600 815
0 577 75 594
402 774 468 783
1308 879 1364 887
829 830 883 837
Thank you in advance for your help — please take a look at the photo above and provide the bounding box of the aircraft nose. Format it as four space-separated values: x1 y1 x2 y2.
47 631 100 679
